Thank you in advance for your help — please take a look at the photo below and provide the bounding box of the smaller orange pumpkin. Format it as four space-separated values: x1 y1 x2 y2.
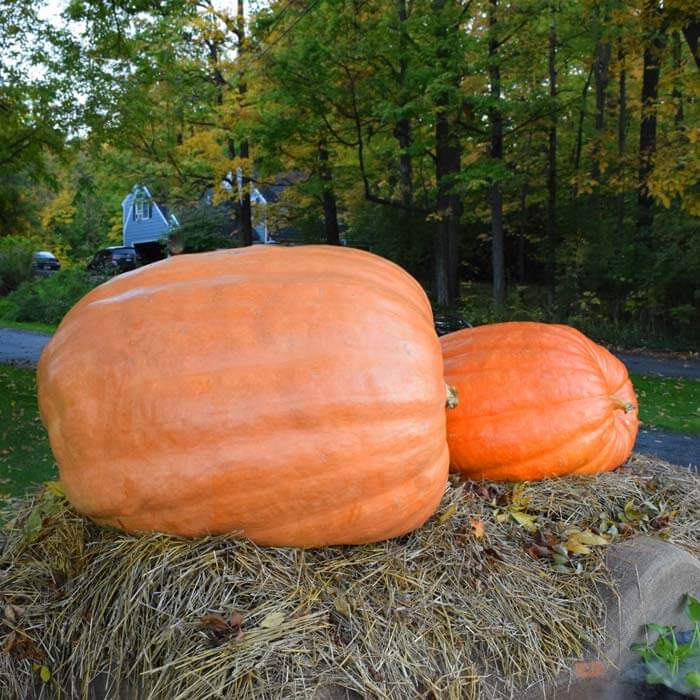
441 322 638 481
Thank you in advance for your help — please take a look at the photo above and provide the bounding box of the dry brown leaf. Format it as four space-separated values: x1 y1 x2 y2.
527 544 550 560
2 631 16 655
4 605 16 623
199 613 228 631
469 516 485 539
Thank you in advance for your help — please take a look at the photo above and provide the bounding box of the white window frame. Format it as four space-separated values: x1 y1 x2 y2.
134 199 151 222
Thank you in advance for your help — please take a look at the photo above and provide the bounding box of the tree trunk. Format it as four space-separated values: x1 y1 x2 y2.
517 182 528 284
614 39 627 322
637 0 665 234
434 93 461 306
592 37 611 183
682 17 699 69
318 141 340 245
394 0 413 208
572 65 594 175
489 0 505 307
672 31 684 124
432 0 461 307
546 6 557 303
237 0 253 247
616 39 627 246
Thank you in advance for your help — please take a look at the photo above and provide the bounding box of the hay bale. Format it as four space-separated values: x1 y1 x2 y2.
0 456 697 699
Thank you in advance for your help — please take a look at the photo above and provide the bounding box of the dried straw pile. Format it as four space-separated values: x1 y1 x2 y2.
0 456 697 699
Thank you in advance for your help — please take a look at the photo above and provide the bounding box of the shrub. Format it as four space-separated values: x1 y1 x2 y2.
4 269 98 325
167 206 238 254
0 296 19 320
0 244 34 295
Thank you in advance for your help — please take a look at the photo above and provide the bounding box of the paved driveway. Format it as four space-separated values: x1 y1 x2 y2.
616 352 700 380
0 328 51 367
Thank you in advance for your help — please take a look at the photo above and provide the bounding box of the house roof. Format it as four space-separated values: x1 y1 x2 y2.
122 185 179 227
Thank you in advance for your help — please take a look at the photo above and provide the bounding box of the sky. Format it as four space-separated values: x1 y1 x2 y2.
38 0 67 24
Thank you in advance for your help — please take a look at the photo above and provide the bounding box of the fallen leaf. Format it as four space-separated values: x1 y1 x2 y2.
511 483 531 509
23 509 43 541
44 481 64 498
469 516 485 538
260 611 285 629
623 500 642 522
535 529 558 548
4 605 16 623
39 665 51 683
566 530 609 555
527 544 550 560
199 613 228 631
510 510 538 533
438 504 457 524
3 631 16 655
333 596 350 616
230 611 245 628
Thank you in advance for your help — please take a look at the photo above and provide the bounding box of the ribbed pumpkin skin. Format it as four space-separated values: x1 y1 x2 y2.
38 246 448 547
441 322 638 481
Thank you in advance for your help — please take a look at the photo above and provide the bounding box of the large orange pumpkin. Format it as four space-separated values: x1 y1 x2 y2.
441 322 638 481
38 246 449 547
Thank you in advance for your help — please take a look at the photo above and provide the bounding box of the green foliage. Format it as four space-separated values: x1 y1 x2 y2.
347 203 433 286
0 239 34 295
0 365 56 499
167 206 238 254
631 594 700 696
3 269 97 326
448 280 698 351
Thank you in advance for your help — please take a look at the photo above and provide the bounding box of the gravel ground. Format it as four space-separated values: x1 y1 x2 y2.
1 327 697 468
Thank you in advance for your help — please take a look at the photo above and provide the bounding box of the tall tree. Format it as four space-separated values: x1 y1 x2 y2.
234 0 253 246
637 0 666 233
488 0 505 307
546 3 558 302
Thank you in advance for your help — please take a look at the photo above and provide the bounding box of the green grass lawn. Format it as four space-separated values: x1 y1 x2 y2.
0 319 57 335
632 373 700 434
0 364 697 501
0 365 56 499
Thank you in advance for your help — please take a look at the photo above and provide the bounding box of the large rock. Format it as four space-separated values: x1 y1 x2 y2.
536 536 700 699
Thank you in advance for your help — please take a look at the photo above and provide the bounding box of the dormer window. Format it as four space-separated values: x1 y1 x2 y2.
133 198 152 221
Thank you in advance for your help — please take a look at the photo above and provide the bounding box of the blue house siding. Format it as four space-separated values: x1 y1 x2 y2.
122 185 177 247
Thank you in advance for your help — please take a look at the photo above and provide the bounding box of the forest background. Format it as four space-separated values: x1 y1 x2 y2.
0 0 698 349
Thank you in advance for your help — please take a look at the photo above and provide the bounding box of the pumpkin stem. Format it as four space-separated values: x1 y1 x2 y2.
445 384 459 409
610 396 635 414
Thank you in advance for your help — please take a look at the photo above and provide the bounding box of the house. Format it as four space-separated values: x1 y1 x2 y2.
122 185 179 262
205 172 302 245
122 176 301 257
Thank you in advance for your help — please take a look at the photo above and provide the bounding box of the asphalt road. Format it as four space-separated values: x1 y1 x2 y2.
0 327 697 468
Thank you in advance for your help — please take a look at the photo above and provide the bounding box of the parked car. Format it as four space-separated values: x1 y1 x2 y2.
87 246 141 277
32 251 61 277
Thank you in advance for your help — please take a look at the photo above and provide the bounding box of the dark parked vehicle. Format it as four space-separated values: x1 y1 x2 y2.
32 251 61 277
87 246 141 276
